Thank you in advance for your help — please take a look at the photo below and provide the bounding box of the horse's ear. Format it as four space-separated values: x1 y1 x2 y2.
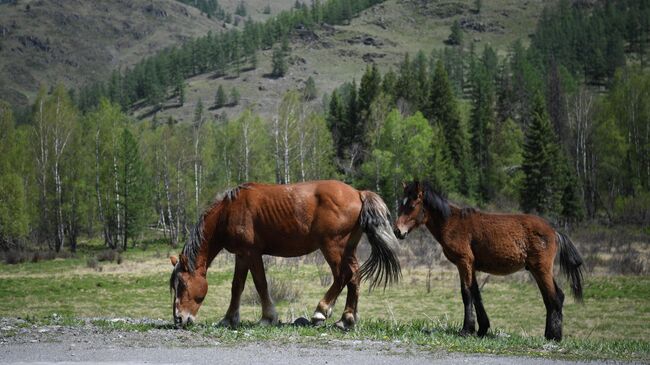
179 254 189 270
170 256 178 267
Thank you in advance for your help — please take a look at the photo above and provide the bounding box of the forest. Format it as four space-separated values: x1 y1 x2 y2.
0 0 649 253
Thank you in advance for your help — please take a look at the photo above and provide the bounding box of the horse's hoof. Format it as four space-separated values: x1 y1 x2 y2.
459 329 475 337
217 318 238 328
477 327 489 337
334 319 354 331
311 312 327 327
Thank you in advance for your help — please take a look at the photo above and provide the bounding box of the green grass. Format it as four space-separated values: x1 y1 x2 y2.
1 246 649 361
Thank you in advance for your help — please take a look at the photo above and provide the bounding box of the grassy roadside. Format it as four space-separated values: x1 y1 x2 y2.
1 241 649 361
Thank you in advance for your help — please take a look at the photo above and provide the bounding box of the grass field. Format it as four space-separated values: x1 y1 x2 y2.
1 238 649 361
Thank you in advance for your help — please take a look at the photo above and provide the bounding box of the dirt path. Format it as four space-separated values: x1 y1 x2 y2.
0 319 630 365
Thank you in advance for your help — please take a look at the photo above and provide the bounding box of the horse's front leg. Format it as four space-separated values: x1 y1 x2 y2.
249 253 278 326
471 272 490 337
457 261 476 336
218 255 248 328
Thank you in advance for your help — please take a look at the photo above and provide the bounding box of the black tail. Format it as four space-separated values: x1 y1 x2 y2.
359 191 402 291
556 231 584 302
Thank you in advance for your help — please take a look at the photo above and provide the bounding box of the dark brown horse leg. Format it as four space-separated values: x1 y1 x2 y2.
219 255 248 328
457 261 476 336
249 253 278 326
532 269 564 341
335 255 360 331
471 272 490 337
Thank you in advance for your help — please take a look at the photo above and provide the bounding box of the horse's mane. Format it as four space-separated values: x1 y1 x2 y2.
405 180 451 220
179 184 249 273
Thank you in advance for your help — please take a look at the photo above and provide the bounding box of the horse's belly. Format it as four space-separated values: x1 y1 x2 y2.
473 241 527 275
261 240 320 257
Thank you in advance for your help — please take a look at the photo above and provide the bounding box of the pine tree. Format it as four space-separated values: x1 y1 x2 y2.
429 61 473 196
447 20 464 46
235 1 247 16
358 63 381 122
327 90 346 159
118 128 149 250
345 80 359 149
303 76 317 101
271 45 288 77
520 93 563 215
230 87 241 106
470 66 495 201
215 85 227 108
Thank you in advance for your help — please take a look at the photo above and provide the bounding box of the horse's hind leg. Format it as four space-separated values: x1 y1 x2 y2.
471 272 490 337
312 246 344 326
219 255 248 328
312 235 359 327
249 253 278 326
335 253 360 331
531 268 564 341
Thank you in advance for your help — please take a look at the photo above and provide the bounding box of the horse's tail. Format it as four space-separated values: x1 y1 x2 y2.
358 191 401 291
556 231 584 302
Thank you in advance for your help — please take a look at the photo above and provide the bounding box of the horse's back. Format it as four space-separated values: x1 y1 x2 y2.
224 180 363 256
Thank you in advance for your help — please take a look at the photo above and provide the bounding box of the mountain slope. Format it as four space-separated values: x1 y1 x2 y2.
0 0 225 106
131 0 545 123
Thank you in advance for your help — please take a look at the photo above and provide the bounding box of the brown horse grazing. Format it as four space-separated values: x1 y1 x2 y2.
169 180 400 330
393 181 583 341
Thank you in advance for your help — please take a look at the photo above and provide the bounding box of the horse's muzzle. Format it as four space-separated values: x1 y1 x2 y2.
393 227 407 239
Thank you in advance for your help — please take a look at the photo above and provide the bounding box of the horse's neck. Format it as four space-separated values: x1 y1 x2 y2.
193 207 224 275
425 205 460 243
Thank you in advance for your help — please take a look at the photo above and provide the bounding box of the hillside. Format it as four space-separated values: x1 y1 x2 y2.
0 0 227 106
131 0 545 123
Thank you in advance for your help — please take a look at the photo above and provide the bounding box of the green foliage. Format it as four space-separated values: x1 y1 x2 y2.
0 102 29 246
360 110 454 212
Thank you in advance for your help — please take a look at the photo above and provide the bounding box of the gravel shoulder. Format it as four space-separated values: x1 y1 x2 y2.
0 318 635 365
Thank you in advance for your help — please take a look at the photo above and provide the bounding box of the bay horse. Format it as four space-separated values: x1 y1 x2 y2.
169 180 400 330
393 181 583 341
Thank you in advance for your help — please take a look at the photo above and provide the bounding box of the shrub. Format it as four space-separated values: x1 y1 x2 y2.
609 248 647 275
241 277 302 305
86 256 99 270
97 250 117 262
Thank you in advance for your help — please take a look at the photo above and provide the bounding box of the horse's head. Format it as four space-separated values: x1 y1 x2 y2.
169 255 207 328
394 181 427 239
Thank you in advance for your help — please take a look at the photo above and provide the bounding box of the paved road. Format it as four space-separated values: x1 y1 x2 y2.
1 341 626 365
